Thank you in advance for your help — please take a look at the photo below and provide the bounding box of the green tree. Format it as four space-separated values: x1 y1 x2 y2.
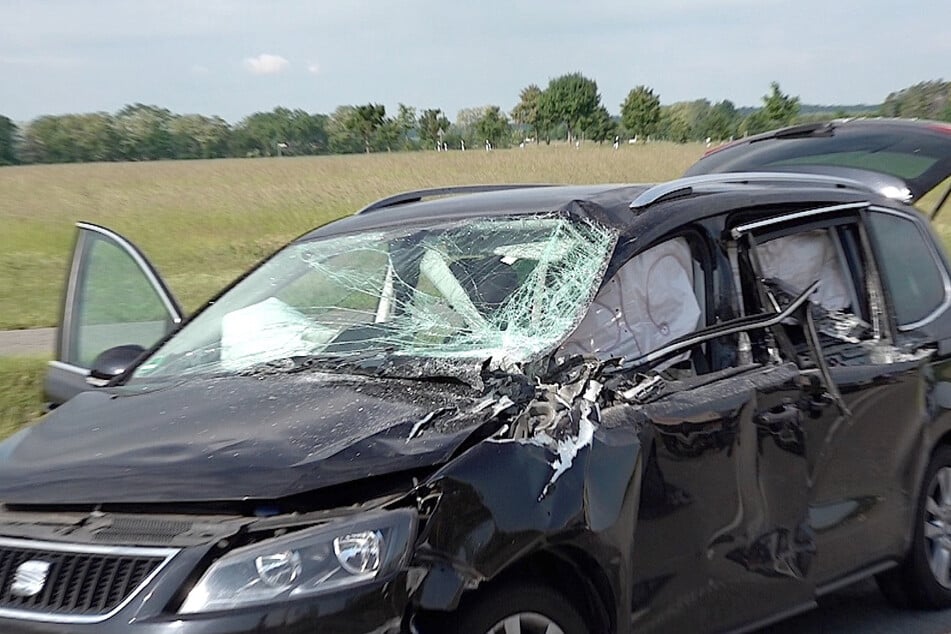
882 80 951 120
702 100 739 140
620 85 661 141
474 106 510 148
326 106 362 154
454 106 489 145
540 73 602 144
657 105 692 143
418 108 450 149
115 104 175 160
392 103 418 150
742 82 800 135
20 116 76 163
762 82 800 126
169 114 232 159
372 104 418 152
511 84 543 142
345 103 386 153
584 106 617 144
233 108 327 156
0 115 18 165
656 100 720 143
67 113 120 161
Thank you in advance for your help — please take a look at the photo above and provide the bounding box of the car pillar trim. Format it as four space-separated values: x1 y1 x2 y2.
729 202 870 239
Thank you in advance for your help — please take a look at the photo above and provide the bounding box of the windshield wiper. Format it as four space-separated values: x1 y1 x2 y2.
242 351 480 388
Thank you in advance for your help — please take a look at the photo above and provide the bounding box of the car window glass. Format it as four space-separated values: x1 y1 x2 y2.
72 235 171 367
769 151 936 180
867 212 947 327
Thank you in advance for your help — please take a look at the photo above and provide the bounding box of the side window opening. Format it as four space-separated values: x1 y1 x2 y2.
757 228 864 319
739 217 934 370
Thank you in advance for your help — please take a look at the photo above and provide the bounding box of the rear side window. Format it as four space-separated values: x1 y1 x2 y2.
868 212 947 327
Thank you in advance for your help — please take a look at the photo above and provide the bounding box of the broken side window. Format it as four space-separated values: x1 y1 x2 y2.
742 219 893 368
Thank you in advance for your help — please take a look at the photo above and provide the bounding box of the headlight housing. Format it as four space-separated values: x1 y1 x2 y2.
179 508 416 613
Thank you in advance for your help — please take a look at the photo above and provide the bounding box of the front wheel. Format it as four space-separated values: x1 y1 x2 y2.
415 580 589 634
878 445 951 608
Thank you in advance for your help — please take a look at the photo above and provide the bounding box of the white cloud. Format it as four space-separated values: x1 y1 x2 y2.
307 61 320 74
243 53 289 75
190 64 210 75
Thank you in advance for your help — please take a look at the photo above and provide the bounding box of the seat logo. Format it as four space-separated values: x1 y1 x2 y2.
10 560 51 598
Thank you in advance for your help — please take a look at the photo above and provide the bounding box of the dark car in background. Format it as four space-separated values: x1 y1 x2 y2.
0 119 950 633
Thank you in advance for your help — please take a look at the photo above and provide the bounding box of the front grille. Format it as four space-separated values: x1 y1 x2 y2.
0 538 177 622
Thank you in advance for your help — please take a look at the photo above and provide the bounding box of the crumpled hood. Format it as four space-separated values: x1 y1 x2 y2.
0 373 482 505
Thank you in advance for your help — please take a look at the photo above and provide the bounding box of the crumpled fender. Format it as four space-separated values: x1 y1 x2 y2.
410 411 644 618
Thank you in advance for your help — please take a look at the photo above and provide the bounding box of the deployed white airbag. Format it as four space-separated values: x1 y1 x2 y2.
220 297 337 370
560 238 701 363
757 231 850 311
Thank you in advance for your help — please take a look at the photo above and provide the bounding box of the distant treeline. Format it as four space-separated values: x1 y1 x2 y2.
1 77 948 166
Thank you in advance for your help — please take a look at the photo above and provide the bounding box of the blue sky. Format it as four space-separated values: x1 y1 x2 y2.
2 0 949 123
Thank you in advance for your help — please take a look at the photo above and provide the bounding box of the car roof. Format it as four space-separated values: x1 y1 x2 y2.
300 184 652 239
686 118 951 202
298 173 909 244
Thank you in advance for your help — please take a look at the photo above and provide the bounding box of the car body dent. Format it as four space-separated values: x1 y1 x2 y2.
403 353 819 632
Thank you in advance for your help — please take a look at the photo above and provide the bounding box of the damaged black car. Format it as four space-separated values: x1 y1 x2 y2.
3 118 951 633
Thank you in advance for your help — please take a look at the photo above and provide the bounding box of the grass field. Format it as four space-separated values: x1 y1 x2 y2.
0 143 706 331
1 144 948 438
0 357 47 438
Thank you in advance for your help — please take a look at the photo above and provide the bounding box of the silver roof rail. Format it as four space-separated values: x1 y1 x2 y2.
356 184 554 215
629 172 880 210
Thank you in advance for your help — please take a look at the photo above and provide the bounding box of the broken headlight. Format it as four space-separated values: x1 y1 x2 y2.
179 509 416 613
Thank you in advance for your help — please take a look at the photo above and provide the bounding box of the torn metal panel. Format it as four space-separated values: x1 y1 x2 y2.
412 418 644 624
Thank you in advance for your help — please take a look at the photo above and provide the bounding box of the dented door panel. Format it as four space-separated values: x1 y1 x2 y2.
728 200 951 594
628 363 813 632
803 360 934 583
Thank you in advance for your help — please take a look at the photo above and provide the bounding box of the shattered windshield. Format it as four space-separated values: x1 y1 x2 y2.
133 214 617 379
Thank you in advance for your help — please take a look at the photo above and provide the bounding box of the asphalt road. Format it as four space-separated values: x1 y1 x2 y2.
0 327 54 357
2 329 951 632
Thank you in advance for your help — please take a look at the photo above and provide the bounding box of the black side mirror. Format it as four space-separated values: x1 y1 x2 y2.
87 344 146 386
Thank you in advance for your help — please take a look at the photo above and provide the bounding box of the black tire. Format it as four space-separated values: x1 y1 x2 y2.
877 445 951 609
415 580 589 634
